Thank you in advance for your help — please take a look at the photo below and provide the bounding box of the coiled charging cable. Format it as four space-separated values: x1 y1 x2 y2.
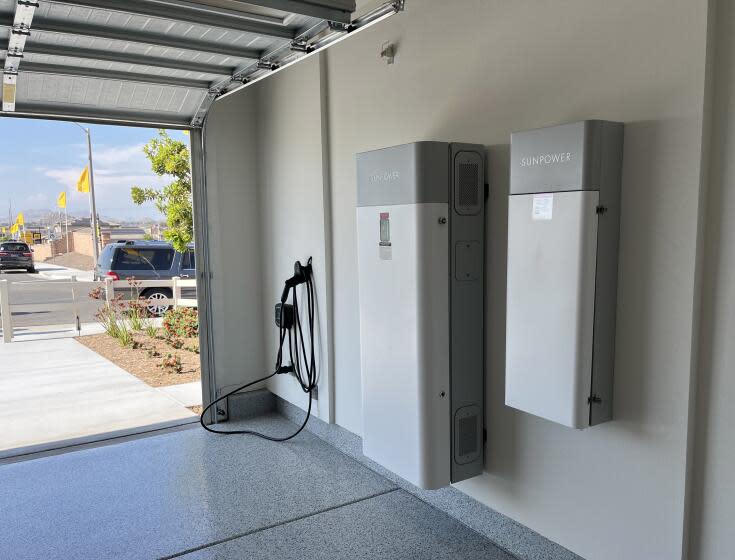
199 258 317 441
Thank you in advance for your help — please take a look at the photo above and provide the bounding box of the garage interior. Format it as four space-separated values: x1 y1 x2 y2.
1 1 734 559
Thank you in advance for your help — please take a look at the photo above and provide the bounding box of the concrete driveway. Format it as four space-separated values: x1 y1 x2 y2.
0 337 196 456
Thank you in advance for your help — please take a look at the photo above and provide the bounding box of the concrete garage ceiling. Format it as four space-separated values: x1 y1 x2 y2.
0 0 396 129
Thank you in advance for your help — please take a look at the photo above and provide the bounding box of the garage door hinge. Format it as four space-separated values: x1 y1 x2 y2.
290 41 314 54
11 24 30 36
328 21 353 33
257 60 280 71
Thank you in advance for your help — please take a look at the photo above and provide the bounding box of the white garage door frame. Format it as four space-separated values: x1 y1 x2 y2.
0 0 404 424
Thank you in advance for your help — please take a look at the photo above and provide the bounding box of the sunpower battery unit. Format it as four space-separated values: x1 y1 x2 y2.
356 142 485 489
505 120 624 429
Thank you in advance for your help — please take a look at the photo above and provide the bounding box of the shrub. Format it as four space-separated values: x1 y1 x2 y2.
159 353 182 373
163 307 198 338
124 278 153 331
92 278 150 342
88 286 104 300
127 300 148 331
167 336 184 349
117 325 134 348
95 304 123 339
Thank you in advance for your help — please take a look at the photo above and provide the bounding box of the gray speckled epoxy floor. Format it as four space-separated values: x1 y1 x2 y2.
0 413 513 560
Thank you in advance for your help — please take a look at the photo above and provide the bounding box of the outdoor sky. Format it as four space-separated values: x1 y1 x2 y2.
0 118 189 225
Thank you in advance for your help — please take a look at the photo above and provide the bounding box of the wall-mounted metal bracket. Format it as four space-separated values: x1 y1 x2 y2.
290 41 314 54
3 0 38 111
189 0 406 128
328 20 353 33
190 90 221 128
257 60 280 71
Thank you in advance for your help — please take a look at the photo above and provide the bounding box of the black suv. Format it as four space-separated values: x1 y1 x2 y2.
0 241 36 273
95 240 196 315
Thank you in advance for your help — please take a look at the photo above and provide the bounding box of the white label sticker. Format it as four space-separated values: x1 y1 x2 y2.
532 193 554 220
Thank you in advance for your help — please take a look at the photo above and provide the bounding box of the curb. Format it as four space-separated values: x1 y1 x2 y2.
37 269 94 282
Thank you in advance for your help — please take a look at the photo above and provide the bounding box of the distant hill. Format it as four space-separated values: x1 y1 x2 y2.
4 208 164 228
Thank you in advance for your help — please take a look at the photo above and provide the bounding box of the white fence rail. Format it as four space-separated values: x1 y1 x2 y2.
103 277 198 308
0 276 197 343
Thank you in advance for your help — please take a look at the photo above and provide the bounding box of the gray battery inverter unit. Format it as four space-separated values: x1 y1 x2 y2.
356 142 485 489
505 120 624 428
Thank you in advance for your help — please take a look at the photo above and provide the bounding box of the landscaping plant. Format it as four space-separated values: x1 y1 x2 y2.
159 353 183 373
94 303 125 340
125 277 153 331
89 283 149 347
116 324 134 348
163 307 198 338
167 336 184 349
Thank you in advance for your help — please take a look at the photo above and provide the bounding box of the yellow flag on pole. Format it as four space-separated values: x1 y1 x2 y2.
77 166 90 193
10 223 19 234
15 212 24 226
57 191 67 209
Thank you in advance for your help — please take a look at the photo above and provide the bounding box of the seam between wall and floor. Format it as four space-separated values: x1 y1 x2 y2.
221 391 528 558
160 487 400 560
311 431 525 560
264 392 581 560
288 416 525 560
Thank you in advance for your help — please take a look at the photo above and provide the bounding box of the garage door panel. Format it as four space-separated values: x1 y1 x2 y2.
0 0 402 128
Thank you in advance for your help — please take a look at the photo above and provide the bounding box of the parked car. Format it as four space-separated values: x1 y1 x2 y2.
94 240 196 315
0 241 36 273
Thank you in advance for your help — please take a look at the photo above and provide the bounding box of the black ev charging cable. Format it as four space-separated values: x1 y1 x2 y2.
199 258 317 441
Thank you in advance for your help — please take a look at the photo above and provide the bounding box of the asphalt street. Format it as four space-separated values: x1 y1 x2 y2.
0 271 104 327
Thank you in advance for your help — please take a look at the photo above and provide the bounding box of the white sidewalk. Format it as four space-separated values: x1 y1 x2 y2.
1 318 163 342
0 337 196 455
36 262 94 282
158 381 202 407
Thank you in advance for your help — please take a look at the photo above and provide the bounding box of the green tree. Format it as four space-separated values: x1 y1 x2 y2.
131 130 192 252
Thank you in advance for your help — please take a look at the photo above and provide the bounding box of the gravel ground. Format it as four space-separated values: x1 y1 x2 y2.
76 331 200 387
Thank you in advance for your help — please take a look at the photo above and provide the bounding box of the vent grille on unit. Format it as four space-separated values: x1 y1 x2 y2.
454 151 482 216
457 415 477 457
458 163 480 207
454 405 481 465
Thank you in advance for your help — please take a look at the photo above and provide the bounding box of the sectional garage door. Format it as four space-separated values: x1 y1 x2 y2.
0 0 401 128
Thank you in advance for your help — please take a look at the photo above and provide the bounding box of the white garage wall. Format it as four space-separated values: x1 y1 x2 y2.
688 2 735 558
198 1 735 558
202 92 266 390
251 56 335 423
323 1 711 559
